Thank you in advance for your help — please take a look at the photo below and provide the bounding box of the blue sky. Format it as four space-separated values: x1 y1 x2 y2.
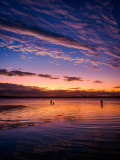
0 0 120 95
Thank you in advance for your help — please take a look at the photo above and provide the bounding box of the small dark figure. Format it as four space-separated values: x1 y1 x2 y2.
53 102 54 105
50 100 52 105
101 100 103 108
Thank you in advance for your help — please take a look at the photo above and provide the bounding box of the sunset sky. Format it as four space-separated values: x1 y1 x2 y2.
0 0 120 96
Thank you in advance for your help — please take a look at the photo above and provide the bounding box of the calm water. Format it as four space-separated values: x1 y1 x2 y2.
0 98 120 160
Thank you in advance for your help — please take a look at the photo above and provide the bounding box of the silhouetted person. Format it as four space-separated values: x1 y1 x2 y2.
53 102 54 105
50 100 52 105
101 100 103 108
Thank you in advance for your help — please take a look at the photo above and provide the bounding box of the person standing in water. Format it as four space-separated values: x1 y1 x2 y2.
101 100 103 108
50 100 52 105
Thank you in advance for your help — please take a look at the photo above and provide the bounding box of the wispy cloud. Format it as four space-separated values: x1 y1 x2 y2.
0 20 97 52
0 32 76 62
0 32 28 43
106 58 120 69
88 66 102 70
88 59 100 66
0 0 120 71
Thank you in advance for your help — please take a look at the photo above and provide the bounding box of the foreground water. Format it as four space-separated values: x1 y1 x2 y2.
0 98 120 160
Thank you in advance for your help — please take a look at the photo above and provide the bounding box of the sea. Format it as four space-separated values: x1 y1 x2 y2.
0 98 120 160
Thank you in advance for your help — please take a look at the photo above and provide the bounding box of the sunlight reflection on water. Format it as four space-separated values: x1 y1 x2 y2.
0 98 120 160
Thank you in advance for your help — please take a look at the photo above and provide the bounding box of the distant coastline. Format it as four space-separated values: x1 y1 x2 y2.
0 95 120 99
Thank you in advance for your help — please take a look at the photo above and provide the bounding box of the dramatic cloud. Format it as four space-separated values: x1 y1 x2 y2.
0 0 120 97
94 80 103 83
0 0 120 71
0 20 97 52
0 32 76 62
64 76 83 82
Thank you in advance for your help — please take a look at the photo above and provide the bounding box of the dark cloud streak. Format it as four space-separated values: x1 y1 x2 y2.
0 69 83 81
94 80 103 83
38 74 58 79
64 76 83 82
0 69 36 76
0 69 57 79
